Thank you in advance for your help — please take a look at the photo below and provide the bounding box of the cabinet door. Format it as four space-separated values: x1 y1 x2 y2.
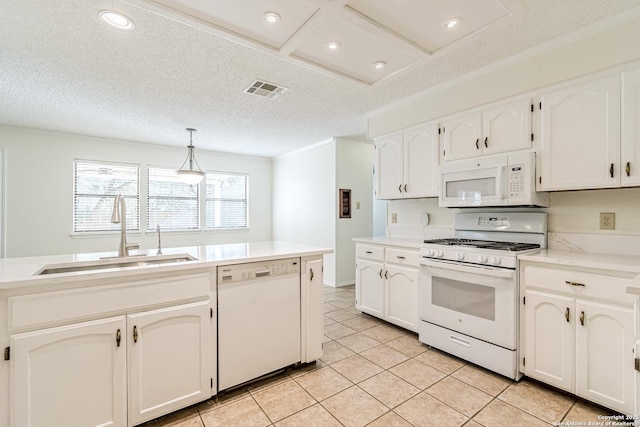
443 111 483 161
575 300 635 414
524 290 574 392
10 317 127 427
302 258 324 362
403 124 440 198
622 67 640 187
128 301 211 426
385 264 418 332
539 75 621 190
375 134 404 199
355 259 385 318
483 98 532 155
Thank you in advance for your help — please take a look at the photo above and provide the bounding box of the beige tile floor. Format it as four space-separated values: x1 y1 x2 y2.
140 285 623 427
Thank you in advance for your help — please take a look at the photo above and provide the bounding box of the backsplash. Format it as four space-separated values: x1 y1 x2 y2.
385 186 640 251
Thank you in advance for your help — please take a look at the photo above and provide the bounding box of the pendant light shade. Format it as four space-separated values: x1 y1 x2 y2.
176 128 205 185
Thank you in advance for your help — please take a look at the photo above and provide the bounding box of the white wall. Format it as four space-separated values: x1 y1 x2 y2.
0 126 272 257
335 138 374 285
272 140 337 282
272 138 374 286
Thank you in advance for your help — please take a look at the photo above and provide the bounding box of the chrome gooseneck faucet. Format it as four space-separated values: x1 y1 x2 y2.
111 194 139 257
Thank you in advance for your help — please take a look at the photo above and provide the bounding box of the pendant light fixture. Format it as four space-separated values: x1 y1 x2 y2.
176 128 205 185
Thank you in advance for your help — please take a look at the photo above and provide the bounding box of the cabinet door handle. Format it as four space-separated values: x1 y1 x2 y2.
404 184 407 192
365 251 373 254
309 268 314 281
579 311 585 326
626 162 631 177
398 184 402 193
565 280 585 287
396 256 406 260
116 329 122 347
133 325 138 343
384 270 388 279
379 269 383 278
475 138 479 150
565 307 570 323
484 137 488 148
610 163 614 178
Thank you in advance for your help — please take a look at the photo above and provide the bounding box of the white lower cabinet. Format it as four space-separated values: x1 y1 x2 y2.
355 258 385 318
7 272 214 427
521 264 636 415
128 301 211 426
355 243 418 332
10 301 212 427
10 317 127 427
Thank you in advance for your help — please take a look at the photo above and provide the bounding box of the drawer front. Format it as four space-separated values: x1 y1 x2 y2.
385 248 419 267
356 244 384 262
522 265 634 303
8 273 211 332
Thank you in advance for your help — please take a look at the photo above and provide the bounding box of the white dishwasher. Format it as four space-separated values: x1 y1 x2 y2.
217 258 301 391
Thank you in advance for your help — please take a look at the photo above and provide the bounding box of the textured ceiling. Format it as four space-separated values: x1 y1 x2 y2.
1 0 640 157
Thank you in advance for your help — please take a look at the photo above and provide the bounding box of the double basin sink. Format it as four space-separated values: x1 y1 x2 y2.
35 254 197 275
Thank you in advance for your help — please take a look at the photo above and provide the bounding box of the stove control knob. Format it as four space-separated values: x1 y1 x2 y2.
436 250 444 258
489 256 501 265
478 255 488 264
455 252 465 261
425 249 434 257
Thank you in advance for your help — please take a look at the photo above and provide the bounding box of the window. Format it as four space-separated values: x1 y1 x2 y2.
73 161 139 232
148 167 199 231
206 173 248 229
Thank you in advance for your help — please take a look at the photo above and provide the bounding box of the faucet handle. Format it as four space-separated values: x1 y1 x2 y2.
125 242 140 256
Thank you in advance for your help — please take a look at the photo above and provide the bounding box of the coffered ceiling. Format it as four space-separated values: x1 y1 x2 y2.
1 0 640 157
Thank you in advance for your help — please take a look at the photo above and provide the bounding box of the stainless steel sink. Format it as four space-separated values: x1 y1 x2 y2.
35 254 197 275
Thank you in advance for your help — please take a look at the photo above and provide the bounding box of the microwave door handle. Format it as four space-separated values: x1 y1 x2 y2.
497 165 505 201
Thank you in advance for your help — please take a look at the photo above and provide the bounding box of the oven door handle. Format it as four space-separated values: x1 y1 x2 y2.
420 258 515 279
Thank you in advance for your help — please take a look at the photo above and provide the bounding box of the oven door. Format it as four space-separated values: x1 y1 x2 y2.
419 258 517 349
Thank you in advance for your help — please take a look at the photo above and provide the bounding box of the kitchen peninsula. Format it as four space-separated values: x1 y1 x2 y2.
0 241 331 427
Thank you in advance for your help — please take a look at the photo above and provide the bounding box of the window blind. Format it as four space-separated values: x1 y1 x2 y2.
148 167 199 231
73 161 139 232
206 173 248 229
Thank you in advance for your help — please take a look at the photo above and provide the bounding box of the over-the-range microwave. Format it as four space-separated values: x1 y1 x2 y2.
439 151 549 207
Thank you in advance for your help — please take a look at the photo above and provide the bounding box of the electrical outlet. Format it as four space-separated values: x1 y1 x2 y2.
391 213 398 224
600 212 615 230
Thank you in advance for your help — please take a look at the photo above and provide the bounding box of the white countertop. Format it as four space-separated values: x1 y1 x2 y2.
353 236 423 249
0 241 332 290
518 249 640 274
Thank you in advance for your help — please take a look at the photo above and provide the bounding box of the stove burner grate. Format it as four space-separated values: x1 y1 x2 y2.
423 238 540 251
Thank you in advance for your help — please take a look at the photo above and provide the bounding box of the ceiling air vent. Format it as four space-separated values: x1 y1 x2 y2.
243 80 288 99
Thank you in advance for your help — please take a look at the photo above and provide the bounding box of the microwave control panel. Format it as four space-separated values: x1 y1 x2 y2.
507 164 525 198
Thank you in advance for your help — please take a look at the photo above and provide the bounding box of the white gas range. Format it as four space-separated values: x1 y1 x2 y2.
418 212 547 380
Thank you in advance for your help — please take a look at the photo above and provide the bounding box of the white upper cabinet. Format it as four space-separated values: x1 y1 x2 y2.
442 111 483 160
622 67 640 187
442 98 532 161
375 133 404 199
538 75 621 191
483 98 533 155
375 123 439 199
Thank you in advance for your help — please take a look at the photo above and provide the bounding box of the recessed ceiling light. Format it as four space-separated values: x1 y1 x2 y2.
372 61 387 70
263 12 281 24
99 10 135 30
443 17 461 30
325 41 341 51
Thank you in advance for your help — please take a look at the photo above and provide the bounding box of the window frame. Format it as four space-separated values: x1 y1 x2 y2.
204 171 249 230
72 159 140 234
